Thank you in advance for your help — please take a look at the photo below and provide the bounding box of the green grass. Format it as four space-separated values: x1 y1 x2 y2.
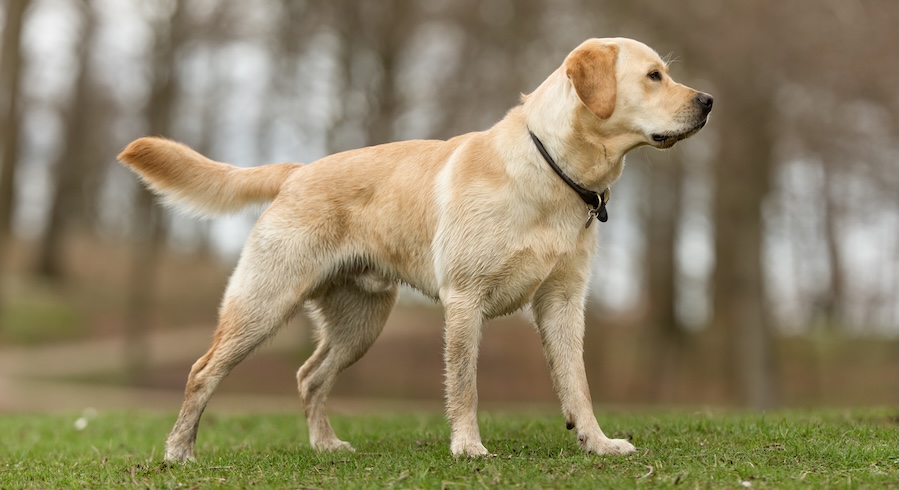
0 408 895 488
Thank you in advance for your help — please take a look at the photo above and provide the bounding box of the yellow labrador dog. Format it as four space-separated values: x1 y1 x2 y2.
120 37 712 460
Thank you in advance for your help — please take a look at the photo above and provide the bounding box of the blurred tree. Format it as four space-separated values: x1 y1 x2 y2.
324 0 418 152
711 82 777 408
34 0 100 279
435 0 541 138
608 0 781 407
125 0 188 379
613 0 897 406
360 0 415 146
641 155 686 402
257 0 315 159
820 166 846 328
322 0 362 154
0 0 30 310
778 0 898 329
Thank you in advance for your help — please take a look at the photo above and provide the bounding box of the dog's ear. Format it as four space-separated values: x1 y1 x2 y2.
565 43 619 120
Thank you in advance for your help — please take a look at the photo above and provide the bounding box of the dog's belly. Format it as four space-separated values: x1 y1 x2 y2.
380 247 440 299
352 243 551 315
346 243 439 299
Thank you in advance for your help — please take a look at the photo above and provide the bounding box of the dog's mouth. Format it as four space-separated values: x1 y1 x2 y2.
650 119 707 149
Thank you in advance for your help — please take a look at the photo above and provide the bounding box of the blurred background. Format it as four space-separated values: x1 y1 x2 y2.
0 0 896 413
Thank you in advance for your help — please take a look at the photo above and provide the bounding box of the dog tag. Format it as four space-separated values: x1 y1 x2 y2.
585 189 609 227
585 207 598 228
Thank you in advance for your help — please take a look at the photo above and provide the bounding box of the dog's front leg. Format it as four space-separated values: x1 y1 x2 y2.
532 283 636 456
442 297 488 457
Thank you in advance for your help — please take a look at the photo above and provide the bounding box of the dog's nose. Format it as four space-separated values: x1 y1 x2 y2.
695 92 713 115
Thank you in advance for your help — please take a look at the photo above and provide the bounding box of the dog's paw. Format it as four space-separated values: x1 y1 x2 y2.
312 438 356 453
164 445 196 463
578 433 636 456
450 438 489 458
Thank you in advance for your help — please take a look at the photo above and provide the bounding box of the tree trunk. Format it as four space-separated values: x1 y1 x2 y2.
124 0 185 380
820 166 846 329
0 0 30 311
710 89 779 409
323 0 362 154
125 188 166 379
33 0 97 279
641 155 685 402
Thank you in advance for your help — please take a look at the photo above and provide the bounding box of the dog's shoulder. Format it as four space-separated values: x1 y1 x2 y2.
447 133 508 189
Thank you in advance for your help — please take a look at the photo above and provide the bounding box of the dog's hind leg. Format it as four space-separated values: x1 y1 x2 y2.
297 279 397 452
164 230 317 462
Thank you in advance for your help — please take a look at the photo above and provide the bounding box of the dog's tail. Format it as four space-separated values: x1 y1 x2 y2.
118 137 301 217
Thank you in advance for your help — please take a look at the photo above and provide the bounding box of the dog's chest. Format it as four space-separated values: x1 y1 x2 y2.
477 245 557 318
443 218 590 319
434 152 596 316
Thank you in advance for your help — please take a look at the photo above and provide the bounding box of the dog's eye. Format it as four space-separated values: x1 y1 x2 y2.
647 70 662 81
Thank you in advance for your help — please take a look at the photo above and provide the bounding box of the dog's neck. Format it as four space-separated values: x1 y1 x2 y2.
528 129 608 226
521 67 628 193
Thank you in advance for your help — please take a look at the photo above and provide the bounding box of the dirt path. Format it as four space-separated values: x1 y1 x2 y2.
0 305 452 413
0 324 309 412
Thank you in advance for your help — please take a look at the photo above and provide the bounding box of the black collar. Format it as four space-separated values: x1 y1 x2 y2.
528 129 608 228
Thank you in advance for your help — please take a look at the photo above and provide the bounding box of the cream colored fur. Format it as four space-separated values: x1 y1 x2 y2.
118 37 712 460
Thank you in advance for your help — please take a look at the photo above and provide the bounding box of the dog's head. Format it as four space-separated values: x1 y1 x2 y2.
563 38 713 150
